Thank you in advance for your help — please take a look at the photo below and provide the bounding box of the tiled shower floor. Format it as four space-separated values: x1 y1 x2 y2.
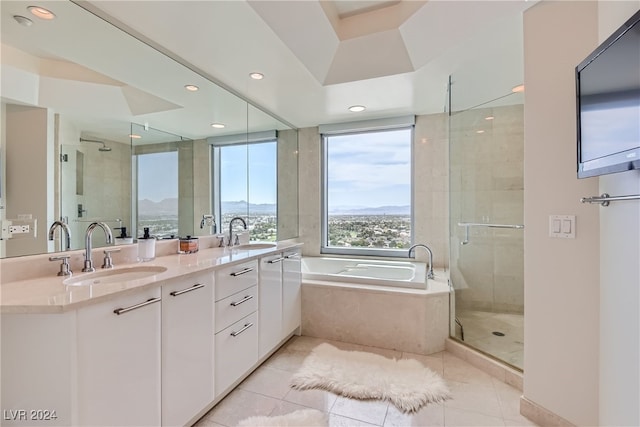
454 310 524 370
194 335 535 426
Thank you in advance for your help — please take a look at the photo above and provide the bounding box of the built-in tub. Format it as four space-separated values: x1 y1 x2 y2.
301 256 451 354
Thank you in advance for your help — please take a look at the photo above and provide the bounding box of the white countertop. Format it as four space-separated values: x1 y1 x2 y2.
0 242 302 314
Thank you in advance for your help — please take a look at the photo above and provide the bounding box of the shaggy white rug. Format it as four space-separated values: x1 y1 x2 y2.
237 409 328 427
290 343 450 413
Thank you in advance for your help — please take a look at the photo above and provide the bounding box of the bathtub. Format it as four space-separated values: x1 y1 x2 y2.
301 256 451 291
301 256 451 354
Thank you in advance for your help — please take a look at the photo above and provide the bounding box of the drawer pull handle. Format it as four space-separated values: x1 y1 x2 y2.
284 253 300 259
170 283 205 297
113 297 161 315
230 295 254 306
230 267 254 277
267 257 285 264
230 322 254 337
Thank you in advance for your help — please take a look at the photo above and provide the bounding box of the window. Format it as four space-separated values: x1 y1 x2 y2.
214 140 277 242
137 150 179 237
322 127 413 256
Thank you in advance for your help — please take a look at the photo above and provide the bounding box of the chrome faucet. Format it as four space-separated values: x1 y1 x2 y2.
83 222 113 272
408 243 435 280
228 217 247 246
48 220 71 251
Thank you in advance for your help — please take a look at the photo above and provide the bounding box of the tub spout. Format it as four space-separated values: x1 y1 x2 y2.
408 243 434 280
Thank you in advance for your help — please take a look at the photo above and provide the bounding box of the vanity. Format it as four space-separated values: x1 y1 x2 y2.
0 240 302 427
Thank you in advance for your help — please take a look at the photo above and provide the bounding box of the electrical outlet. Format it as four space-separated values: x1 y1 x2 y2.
9 225 30 234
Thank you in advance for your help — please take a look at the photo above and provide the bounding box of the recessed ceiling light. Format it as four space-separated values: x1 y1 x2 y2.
476 130 485 134
249 72 264 80
27 6 55 20
211 123 225 129
13 15 33 26
512 84 525 93
129 134 142 139
485 116 495 121
348 105 366 112
184 84 199 92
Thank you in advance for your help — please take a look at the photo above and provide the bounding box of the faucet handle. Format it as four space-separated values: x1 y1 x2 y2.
49 255 72 277
102 248 120 269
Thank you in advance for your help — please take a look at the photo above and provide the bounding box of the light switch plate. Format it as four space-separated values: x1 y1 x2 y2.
549 215 576 238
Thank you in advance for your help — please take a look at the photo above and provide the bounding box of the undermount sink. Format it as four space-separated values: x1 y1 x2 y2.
233 243 277 250
63 265 168 286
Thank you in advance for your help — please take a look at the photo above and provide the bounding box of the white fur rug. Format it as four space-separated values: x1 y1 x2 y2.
237 409 328 427
290 343 450 413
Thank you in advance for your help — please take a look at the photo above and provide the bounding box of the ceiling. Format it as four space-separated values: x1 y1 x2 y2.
1 0 535 139
85 0 534 128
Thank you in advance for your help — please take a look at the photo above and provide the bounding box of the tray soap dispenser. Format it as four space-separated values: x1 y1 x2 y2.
138 227 156 261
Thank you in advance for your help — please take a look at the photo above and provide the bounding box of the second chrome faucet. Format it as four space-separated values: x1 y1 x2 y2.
83 222 113 272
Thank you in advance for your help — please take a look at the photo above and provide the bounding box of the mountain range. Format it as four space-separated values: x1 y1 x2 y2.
139 198 410 216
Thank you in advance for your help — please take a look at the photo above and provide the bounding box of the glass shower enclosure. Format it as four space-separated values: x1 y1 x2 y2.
448 77 525 370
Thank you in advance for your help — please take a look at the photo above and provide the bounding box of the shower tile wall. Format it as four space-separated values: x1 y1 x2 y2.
450 104 524 313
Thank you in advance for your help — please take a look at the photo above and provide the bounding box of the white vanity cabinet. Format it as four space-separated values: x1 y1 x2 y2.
258 248 302 358
213 260 259 396
258 253 284 358
282 249 302 336
76 287 161 427
161 273 214 427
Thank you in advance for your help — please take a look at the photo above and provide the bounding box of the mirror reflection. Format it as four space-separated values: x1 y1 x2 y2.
0 0 298 258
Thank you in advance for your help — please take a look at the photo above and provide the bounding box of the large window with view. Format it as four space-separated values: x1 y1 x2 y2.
215 140 277 242
322 127 413 256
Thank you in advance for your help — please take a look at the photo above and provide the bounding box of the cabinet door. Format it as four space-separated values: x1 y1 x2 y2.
258 254 283 358
214 312 258 396
162 274 214 427
282 249 302 338
77 287 161 427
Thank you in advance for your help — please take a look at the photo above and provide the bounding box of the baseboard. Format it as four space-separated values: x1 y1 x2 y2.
445 338 523 391
519 396 576 427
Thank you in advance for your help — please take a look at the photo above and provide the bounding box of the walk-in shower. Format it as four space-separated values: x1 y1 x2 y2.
448 76 525 370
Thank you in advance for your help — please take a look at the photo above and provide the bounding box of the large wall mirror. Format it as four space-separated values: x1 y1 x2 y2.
0 0 298 258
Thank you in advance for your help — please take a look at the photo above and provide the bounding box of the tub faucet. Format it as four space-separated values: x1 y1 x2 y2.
408 243 435 280
83 222 113 272
228 217 247 246
48 220 71 251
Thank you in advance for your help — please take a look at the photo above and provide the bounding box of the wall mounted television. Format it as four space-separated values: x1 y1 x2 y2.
576 8 640 178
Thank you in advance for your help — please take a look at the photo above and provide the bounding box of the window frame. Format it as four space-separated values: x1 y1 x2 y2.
320 126 415 258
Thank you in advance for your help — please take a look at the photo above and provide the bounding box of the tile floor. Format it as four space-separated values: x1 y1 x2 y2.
454 311 524 370
194 336 536 427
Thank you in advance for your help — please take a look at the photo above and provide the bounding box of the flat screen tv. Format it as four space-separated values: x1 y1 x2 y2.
576 9 640 178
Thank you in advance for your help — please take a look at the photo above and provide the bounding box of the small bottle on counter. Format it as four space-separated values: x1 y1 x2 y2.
138 227 156 261
178 235 199 254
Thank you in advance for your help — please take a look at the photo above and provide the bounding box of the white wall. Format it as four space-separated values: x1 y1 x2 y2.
596 4 640 426
5 105 54 257
524 2 640 426
523 2 601 425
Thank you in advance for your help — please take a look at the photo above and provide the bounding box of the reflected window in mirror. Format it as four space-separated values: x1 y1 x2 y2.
137 151 179 238
212 135 277 242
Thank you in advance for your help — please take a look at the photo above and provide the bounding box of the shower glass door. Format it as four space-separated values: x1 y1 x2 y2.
448 77 525 370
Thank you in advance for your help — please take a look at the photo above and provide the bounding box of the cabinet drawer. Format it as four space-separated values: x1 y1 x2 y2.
215 285 258 333
214 312 258 396
215 260 258 301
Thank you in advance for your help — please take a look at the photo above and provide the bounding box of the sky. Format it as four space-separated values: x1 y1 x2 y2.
136 132 411 209
138 151 178 202
326 128 412 208
137 143 277 204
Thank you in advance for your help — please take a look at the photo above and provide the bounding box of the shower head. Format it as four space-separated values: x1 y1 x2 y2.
80 137 111 152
